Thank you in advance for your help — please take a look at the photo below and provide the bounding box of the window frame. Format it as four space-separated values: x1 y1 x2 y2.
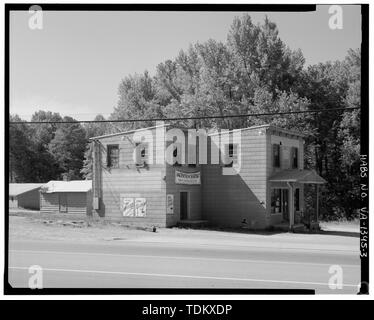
138 142 149 164
291 147 299 169
223 143 238 168
273 144 281 168
107 144 120 168
172 143 182 166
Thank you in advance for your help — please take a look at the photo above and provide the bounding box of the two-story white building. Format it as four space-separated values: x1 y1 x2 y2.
90 124 326 230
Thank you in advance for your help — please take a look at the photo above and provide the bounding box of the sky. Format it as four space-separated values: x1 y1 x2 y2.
9 5 362 121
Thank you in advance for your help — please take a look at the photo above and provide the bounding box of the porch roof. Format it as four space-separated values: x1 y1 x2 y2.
269 169 327 184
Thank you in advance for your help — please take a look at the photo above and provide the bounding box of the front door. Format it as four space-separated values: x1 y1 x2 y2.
180 192 188 220
282 189 289 222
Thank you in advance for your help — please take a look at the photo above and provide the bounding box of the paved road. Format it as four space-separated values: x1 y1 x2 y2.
8 238 360 294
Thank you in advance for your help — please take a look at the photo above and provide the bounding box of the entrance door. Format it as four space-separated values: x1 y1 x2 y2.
59 194 68 213
180 192 188 220
282 189 289 222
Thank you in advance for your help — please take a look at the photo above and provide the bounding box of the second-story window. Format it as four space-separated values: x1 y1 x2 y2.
291 147 298 169
135 142 148 166
107 144 119 168
273 144 280 168
173 143 182 166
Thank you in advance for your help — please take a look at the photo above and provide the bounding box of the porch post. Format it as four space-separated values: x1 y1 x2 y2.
316 184 319 223
92 140 101 213
287 182 294 229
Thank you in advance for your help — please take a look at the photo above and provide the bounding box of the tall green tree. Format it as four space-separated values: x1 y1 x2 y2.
9 115 37 182
111 71 162 130
48 116 87 180
29 110 63 181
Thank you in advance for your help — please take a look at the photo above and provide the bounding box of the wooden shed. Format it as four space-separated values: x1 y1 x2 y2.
9 183 43 210
40 180 92 214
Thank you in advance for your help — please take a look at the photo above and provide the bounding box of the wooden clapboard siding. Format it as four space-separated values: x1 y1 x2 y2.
202 129 268 229
64 193 89 214
40 192 90 214
96 127 167 227
17 188 41 210
94 125 306 229
268 134 304 174
40 192 59 213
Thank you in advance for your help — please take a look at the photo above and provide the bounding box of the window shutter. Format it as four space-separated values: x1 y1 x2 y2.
272 144 280 168
281 146 290 169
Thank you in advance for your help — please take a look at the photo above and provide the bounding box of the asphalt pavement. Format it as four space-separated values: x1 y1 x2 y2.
8 234 360 294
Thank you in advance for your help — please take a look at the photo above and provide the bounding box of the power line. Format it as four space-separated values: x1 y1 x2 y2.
9 107 360 125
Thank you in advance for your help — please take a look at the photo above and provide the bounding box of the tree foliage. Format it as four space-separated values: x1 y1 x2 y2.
109 14 361 220
9 112 88 182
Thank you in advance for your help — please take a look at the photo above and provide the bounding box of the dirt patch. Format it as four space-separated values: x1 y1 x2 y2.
8 213 154 243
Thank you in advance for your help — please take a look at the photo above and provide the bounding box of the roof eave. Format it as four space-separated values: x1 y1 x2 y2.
89 124 170 140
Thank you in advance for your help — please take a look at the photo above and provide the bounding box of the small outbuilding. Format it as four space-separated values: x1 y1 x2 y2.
9 183 43 210
40 180 92 215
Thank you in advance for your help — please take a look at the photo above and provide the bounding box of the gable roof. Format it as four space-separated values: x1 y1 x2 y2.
40 180 92 193
9 183 43 196
269 169 327 184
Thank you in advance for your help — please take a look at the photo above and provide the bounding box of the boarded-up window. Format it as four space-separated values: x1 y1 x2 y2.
273 144 280 168
291 147 298 169
107 145 119 168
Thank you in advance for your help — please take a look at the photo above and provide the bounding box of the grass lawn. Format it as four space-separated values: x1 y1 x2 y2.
8 209 152 242
319 219 359 233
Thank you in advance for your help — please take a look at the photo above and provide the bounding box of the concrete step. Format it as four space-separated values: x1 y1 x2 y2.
177 220 209 229
273 223 306 233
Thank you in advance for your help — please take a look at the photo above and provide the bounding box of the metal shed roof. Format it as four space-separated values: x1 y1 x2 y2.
269 169 327 184
9 183 43 196
40 180 92 193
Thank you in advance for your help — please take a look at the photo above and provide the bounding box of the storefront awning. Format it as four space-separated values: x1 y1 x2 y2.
269 169 327 184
